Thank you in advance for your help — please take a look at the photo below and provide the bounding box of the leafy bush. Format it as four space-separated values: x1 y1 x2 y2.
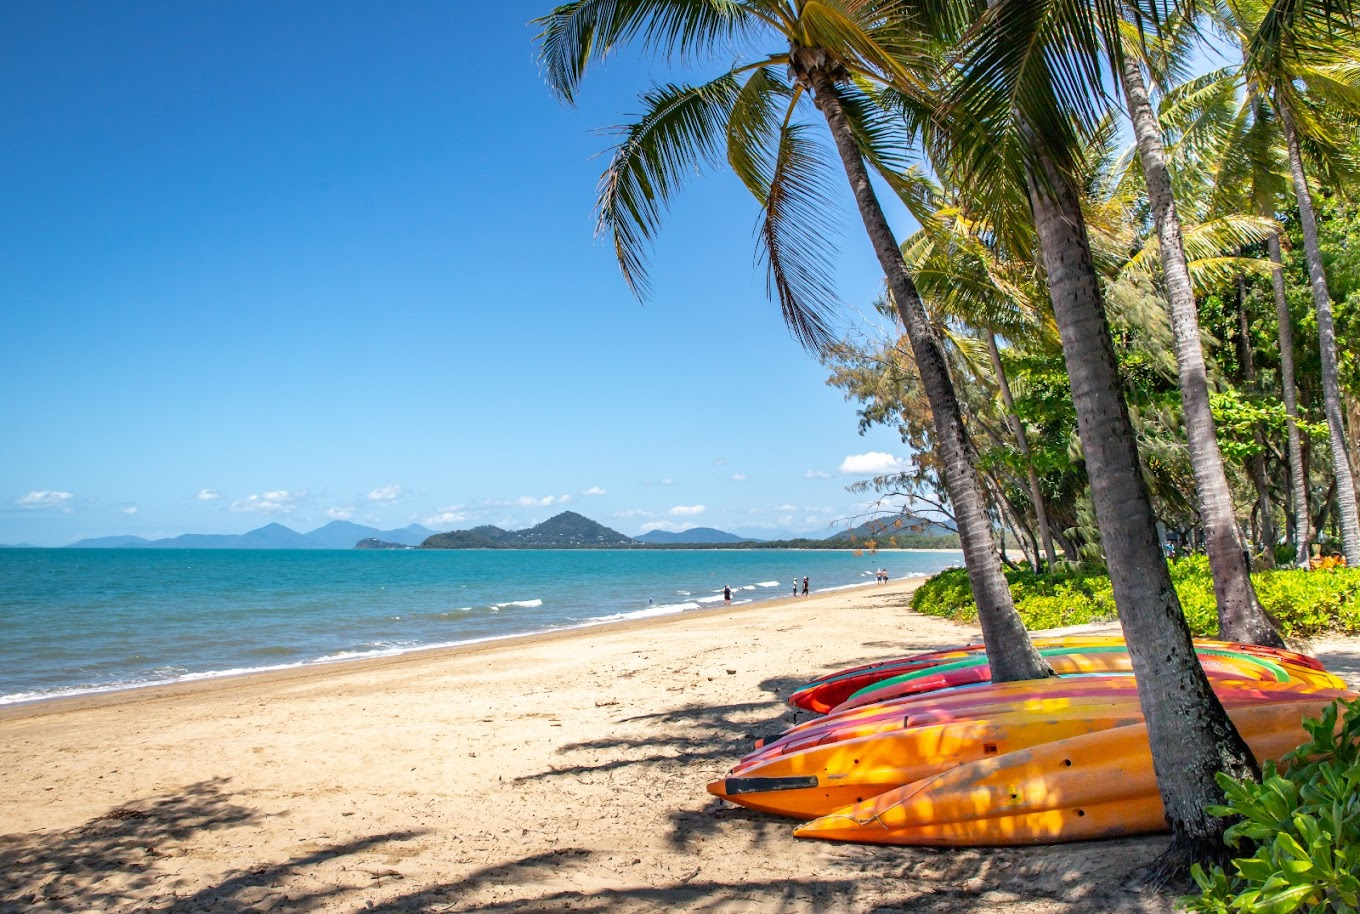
910 559 1360 638
1182 698 1360 914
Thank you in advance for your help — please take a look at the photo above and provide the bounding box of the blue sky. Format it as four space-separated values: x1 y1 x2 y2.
1 1 923 546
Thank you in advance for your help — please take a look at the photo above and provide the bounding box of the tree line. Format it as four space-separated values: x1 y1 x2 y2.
534 0 1359 875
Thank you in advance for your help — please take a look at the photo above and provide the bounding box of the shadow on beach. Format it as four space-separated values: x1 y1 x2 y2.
0 779 426 914
354 838 1173 914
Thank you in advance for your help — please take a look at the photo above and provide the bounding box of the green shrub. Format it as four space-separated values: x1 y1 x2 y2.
910 560 1360 639
1182 698 1360 914
1254 570 1360 638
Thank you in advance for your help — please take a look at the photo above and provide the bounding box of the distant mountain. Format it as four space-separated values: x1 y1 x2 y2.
0 542 41 548
63 535 156 548
635 527 754 545
826 514 957 543
422 511 635 549
67 520 439 550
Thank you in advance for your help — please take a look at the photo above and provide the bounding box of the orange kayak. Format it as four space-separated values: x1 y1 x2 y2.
736 678 1350 773
710 702 1146 819
792 697 1349 845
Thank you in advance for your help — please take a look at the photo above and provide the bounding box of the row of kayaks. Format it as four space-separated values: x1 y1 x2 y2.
708 635 1354 845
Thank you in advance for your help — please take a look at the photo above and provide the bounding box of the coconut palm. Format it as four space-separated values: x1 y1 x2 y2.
534 0 1052 682
1227 0 1360 564
1167 53 1316 564
941 0 1259 864
1114 20 1286 646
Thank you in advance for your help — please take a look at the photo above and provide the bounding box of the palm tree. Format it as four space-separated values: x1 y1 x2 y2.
1230 0 1360 564
1114 22 1285 646
942 0 1259 865
1181 57 1314 564
534 0 1052 682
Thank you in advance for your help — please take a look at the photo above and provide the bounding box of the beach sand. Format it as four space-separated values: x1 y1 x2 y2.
3 579 1357 914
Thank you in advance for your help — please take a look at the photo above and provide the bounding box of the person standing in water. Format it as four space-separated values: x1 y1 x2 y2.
723 584 732 605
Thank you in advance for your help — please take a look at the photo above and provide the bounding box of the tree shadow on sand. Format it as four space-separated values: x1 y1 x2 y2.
0 778 428 914
355 839 1173 914
512 671 817 786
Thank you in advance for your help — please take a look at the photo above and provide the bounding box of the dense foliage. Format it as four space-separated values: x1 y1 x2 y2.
910 558 1360 638
1183 698 1360 913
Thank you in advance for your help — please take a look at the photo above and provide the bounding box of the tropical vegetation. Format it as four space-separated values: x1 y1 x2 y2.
535 0 1360 881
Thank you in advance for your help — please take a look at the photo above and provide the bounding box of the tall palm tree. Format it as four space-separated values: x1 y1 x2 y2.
1181 58 1314 564
1230 0 1360 563
1115 22 1285 646
534 0 1052 682
943 0 1259 865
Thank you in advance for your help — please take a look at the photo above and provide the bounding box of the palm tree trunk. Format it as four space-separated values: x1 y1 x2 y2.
1280 105 1360 566
1120 57 1283 646
1237 276 1276 569
1024 136 1258 864
1269 233 1312 565
798 59 1050 682
987 333 1058 569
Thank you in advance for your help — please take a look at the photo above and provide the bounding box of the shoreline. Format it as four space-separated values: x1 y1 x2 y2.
0 574 940 720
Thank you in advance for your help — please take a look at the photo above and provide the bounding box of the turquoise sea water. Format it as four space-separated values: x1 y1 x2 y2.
0 547 962 706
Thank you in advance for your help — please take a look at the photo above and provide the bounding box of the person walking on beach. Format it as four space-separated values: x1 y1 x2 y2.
792 579 798 598
723 584 732 605
801 576 809 596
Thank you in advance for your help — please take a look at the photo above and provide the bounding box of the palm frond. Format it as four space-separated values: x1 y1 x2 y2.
597 74 744 297
535 0 758 104
726 65 796 198
1119 214 1280 293
794 1 934 99
755 120 844 350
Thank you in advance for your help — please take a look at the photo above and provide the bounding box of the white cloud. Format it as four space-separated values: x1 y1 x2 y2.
614 509 650 520
839 452 909 475
17 490 72 508
640 521 695 534
325 506 354 520
643 478 675 486
582 486 607 496
804 469 831 479
669 504 705 517
196 488 221 501
122 506 138 515
424 506 472 526
366 484 402 502
730 473 748 482
490 494 574 508
775 503 798 512
230 490 303 514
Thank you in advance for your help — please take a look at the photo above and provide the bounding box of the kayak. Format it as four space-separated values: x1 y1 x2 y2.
834 645 1343 713
714 685 1355 820
789 638 1328 713
792 697 1349 845
739 677 1351 770
711 703 1147 818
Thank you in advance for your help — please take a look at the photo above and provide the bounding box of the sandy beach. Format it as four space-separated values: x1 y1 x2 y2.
4 578 1358 914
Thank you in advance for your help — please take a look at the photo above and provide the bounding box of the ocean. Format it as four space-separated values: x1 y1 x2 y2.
0 547 962 706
